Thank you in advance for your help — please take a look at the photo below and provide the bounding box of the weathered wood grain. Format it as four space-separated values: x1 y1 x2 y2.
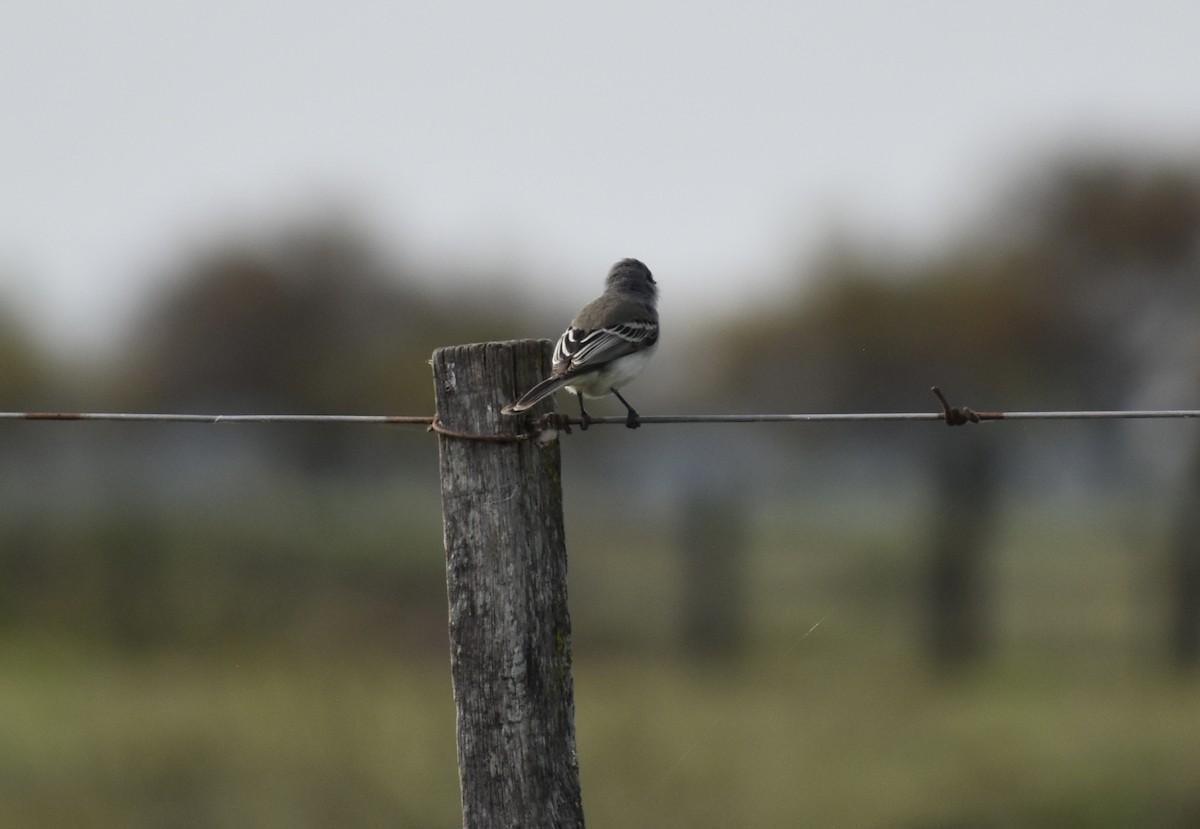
432 339 584 829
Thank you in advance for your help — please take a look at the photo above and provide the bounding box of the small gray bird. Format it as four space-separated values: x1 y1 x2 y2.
502 258 658 429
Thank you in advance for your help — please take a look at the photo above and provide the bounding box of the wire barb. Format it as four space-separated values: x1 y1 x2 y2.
932 386 984 426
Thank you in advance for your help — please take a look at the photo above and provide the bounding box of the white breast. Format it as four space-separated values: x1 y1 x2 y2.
564 347 656 399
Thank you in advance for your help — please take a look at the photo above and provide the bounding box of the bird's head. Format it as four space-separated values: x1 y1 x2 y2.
605 258 656 300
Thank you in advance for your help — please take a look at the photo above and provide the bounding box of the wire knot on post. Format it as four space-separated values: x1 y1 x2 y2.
428 415 532 443
536 412 575 435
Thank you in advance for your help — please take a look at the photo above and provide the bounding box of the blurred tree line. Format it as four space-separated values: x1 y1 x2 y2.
708 154 1200 667
717 155 1200 419
0 217 549 651
116 219 544 474
1 152 1199 659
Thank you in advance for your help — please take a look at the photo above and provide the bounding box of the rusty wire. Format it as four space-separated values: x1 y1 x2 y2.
3 408 1200 427
1 386 1199 428
572 410 1200 425
0 412 434 424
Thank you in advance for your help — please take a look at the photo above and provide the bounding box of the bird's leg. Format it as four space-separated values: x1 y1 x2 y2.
611 388 640 429
576 390 592 431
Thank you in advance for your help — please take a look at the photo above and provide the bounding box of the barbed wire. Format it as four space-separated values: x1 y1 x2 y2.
2 386 1198 428
3 410 1200 426
0 412 433 424
585 410 1200 424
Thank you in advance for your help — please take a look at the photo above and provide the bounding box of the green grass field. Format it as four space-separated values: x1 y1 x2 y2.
2 491 1198 828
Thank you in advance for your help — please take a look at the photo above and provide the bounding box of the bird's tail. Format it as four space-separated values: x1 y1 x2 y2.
501 373 573 415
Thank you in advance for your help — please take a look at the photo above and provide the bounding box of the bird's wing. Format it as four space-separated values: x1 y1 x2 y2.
504 317 658 414
553 318 658 375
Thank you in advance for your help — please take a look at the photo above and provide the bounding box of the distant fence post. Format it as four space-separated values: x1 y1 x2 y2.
924 431 998 669
678 486 748 661
1169 441 1200 669
431 339 585 829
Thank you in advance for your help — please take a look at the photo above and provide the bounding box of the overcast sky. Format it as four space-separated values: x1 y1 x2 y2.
3 1 1199 353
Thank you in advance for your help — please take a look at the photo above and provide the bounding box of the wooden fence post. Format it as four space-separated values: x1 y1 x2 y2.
431 339 585 829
